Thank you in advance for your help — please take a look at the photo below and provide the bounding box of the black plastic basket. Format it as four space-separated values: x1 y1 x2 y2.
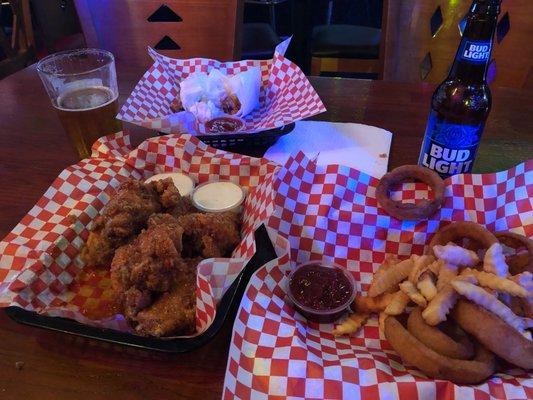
5 224 277 353
159 123 295 151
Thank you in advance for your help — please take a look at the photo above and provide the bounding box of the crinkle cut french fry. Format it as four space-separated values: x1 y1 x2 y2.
433 243 479 267
368 257 415 297
408 255 435 283
355 293 396 313
333 313 369 336
483 243 509 277
436 262 459 291
463 268 529 297
451 280 526 334
417 272 438 301
400 280 427 307
385 290 410 315
422 275 477 326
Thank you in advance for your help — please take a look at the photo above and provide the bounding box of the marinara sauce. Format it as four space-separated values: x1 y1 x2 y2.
288 262 355 323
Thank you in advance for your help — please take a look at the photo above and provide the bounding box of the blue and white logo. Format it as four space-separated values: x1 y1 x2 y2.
460 40 491 63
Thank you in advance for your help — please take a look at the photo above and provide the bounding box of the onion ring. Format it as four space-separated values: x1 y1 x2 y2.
451 300 533 369
427 221 498 257
407 307 474 360
376 165 445 221
495 231 533 274
384 315 495 384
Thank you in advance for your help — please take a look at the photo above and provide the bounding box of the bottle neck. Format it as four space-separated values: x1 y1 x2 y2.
448 2 499 83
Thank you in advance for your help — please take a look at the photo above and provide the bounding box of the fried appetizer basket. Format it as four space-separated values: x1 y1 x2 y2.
222 155 532 399
0 132 283 350
117 38 326 135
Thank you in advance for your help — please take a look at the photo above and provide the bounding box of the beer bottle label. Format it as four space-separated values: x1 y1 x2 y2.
418 111 483 178
459 40 492 63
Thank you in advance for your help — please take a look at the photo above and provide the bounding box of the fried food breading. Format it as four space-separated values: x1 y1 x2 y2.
451 279 527 334
407 307 474 360
417 271 438 301
332 313 369 336
81 179 162 267
384 290 410 316
147 213 184 253
110 213 201 336
151 177 183 210
177 212 241 258
462 268 529 297
436 261 458 291
134 258 197 337
399 280 427 307
408 255 435 283
385 315 496 384
422 275 477 326
452 300 533 370
111 224 181 294
433 243 479 267
483 242 509 277
354 293 395 313
368 257 415 297
170 195 197 218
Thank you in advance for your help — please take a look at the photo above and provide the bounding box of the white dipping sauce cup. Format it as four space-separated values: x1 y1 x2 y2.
192 181 245 213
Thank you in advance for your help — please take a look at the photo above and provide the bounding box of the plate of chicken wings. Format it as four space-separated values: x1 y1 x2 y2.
5 175 277 351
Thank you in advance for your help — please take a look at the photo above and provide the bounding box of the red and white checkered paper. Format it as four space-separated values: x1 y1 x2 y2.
0 131 279 337
223 154 533 399
117 39 326 134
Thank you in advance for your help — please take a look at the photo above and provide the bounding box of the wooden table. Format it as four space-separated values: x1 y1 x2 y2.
0 66 531 400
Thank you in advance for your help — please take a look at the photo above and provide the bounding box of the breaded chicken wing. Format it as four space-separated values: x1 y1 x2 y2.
177 212 241 258
134 258 198 337
81 178 183 267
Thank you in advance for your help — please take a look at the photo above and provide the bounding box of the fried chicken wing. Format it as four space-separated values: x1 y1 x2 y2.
81 178 184 267
134 259 197 337
169 196 197 218
81 176 243 337
81 179 161 267
152 178 182 210
110 213 199 336
177 212 241 258
111 215 183 295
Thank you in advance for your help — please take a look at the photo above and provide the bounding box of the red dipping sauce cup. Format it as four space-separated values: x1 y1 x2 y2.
287 261 356 323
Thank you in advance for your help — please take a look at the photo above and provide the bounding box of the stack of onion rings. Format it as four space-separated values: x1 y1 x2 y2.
376 165 445 221
407 307 474 360
384 315 496 384
452 300 533 369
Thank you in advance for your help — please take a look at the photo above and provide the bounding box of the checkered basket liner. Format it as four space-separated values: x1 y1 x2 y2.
0 131 279 337
223 154 533 399
116 38 326 134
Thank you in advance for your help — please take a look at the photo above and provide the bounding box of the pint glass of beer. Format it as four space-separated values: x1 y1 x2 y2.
37 49 122 159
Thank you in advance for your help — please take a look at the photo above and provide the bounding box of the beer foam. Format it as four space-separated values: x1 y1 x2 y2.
56 85 117 112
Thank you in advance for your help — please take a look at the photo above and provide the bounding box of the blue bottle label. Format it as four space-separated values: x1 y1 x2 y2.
418 111 483 177
459 40 491 63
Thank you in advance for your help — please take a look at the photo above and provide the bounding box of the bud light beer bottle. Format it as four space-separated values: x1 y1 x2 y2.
418 0 501 178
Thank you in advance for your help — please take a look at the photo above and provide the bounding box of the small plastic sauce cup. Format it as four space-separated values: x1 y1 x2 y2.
145 172 195 197
191 181 245 213
205 116 244 134
287 261 356 323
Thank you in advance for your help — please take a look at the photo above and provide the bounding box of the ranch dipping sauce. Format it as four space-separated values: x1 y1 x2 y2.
192 181 245 212
287 261 356 323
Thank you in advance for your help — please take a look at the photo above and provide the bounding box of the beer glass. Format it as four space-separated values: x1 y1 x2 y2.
37 49 122 159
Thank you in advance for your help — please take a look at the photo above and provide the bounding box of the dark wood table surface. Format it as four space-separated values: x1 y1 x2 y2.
0 65 531 400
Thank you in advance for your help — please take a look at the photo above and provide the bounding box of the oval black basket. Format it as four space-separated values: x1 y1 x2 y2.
159 123 295 151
